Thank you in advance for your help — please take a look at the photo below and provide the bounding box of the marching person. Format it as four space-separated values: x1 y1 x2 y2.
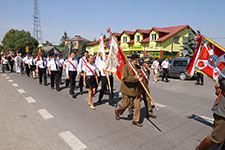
1 55 9 73
7 51 14 73
141 59 157 118
114 54 143 127
64 55 70 87
36 53 47 86
18 53 24 75
78 51 89 95
23 53 30 77
15 53 20 73
83 54 99 110
195 68 225 150
106 52 114 106
28 55 36 79
66 51 78 98
47 54 60 91
58 54 64 84
97 52 108 104
152 58 160 82
161 57 170 82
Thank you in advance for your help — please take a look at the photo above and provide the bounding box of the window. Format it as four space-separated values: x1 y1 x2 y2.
183 37 188 44
173 60 181 67
152 34 156 41
174 36 180 43
137 35 140 42
123 37 127 43
181 60 188 67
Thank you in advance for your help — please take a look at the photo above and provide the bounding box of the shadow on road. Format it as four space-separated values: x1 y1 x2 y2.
187 114 213 128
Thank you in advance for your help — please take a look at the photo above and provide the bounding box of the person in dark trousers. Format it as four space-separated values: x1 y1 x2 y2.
66 51 78 98
36 54 47 86
58 54 64 84
7 51 14 73
78 51 89 95
23 53 30 77
196 71 204 86
48 54 60 91
161 57 170 82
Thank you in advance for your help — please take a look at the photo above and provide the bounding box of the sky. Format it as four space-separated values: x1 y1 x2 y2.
0 0 225 47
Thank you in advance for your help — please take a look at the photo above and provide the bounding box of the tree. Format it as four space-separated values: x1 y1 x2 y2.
2 29 38 54
180 30 198 58
60 31 69 47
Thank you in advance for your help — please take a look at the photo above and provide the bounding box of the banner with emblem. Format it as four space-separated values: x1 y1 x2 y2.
104 36 126 81
195 37 225 82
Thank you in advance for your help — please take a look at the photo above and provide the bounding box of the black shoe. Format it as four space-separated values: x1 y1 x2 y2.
72 94 76 98
109 102 114 106
132 121 143 127
98 100 102 104
80 91 83 95
149 114 157 118
56 88 60 91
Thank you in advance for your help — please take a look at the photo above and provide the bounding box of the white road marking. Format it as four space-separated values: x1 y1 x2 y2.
155 103 166 108
2 74 7 77
200 116 214 124
8 79 13 83
38 109 54 120
25 97 36 103
59 131 87 150
17 89 26 94
12 83 18 87
5 77 10 79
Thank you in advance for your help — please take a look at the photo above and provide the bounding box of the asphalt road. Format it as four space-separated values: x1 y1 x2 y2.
1 71 220 150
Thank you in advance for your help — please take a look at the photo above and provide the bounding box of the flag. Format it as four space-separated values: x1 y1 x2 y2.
104 37 126 81
37 48 42 61
195 37 225 81
186 35 203 77
96 36 106 69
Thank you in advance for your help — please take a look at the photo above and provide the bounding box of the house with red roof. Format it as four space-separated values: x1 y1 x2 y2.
86 25 195 59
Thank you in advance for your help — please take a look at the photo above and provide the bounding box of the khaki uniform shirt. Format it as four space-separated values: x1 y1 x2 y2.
120 63 141 97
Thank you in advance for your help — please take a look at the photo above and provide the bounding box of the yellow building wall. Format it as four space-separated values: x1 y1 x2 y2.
161 28 189 52
147 30 161 51
134 32 143 46
120 33 130 51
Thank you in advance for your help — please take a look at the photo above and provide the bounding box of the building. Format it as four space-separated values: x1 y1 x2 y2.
86 25 196 59
65 35 91 56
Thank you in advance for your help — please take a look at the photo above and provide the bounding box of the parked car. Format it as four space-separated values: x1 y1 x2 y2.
160 57 196 80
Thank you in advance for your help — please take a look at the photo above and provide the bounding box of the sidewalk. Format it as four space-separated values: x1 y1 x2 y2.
0 75 70 150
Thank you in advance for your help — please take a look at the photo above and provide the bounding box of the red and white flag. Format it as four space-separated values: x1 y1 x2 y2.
195 37 225 81
186 35 203 77
104 36 126 81
37 48 42 61
96 36 106 69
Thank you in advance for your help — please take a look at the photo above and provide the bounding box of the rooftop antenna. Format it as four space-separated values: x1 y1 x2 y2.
33 0 42 43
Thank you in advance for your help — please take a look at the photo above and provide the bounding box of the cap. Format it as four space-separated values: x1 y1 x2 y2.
131 54 139 60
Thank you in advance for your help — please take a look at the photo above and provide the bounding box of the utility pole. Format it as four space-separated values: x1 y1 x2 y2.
33 0 42 43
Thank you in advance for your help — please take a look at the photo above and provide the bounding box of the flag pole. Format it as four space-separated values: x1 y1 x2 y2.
108 28 159 111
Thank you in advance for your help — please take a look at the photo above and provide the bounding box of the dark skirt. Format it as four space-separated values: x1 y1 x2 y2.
31 65 36 71
86 76 97 89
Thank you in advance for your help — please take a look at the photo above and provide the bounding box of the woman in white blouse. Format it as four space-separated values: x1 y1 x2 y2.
83 55 99 110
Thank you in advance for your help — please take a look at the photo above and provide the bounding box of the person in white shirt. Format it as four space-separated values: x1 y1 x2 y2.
161 57 170 82
1 55 9 73
66 51 78 98
36 53 47 85
28 55 36 79
58 55 64 84
14 53 20 73
152 58 160 82
64 56 70 87
48 54 60 91
78 51 89 95
23 53 30 77
83 54 99 110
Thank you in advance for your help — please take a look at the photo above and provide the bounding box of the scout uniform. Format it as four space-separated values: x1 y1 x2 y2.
114 54 142 127
78 56 88 94
23 54 30 77
47 54 60 91
66 57 78 98
58 56 64 84
36 54 47 86
196 69 225 150
140 63 156 118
